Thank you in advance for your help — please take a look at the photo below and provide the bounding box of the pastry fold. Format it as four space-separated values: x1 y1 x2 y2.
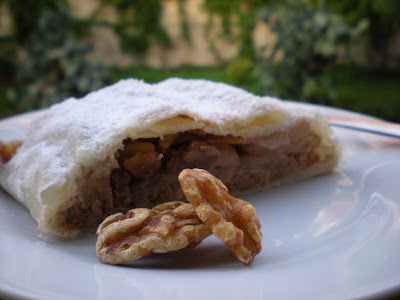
0 78 339 237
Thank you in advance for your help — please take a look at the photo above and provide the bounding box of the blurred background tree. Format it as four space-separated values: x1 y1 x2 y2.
202 0 261 60
311 0 400 67
257 0 368 104
0 0 398 120
202 0 265 87
100 0 171 55
0 0 109 114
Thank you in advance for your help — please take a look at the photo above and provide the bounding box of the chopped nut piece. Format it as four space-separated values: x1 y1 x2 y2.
96 201 212 264
158 133 179 150
0 140 22 163
118 141 155 159
123 151 162 179
208 135 245 145
178 169 262 265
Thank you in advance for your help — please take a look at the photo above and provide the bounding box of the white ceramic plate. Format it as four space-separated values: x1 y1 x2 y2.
1 104 400 300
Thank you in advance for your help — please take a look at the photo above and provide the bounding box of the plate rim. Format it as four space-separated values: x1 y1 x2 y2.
1 102 400 300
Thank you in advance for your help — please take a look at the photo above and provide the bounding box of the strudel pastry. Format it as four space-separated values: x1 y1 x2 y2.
0 78 339 237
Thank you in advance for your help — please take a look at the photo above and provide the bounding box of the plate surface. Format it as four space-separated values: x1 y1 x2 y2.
1 104 400 300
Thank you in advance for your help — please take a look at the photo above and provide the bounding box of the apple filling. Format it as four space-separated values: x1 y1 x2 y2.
55 121 332 234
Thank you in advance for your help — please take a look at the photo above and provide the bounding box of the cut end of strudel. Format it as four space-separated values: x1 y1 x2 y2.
0 78 340 237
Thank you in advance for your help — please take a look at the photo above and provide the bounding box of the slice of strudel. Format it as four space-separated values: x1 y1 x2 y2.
0 78 339 237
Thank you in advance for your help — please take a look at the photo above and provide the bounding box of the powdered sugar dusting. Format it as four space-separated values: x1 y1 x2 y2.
0 78 335 236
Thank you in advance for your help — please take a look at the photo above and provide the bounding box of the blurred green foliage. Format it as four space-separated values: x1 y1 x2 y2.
257 0 367 104
225 57 254 84
177 0 191 45
8 3 109 111
0 36 16 82
332 66 400 122
0 0 399 120
101 0 170 55
202 0 243 36
310 0 400 66
202 0 263 61
6 0 66 43
0 0 64 81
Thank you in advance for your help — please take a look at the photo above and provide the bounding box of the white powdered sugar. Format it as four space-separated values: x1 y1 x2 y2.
0 78 337 236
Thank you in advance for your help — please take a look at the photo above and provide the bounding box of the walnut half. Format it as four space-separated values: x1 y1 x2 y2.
178 169 262 265
96 201 211 264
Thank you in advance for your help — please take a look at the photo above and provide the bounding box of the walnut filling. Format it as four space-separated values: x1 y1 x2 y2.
56 121 329 234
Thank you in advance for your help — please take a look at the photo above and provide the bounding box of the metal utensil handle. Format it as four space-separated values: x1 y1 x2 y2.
328 116 400 139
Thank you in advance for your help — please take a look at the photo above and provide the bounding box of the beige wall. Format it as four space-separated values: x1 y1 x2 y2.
1 1 399 67
0 0 277 67
0 4 12 36
66 0 400 68
68 0 277 68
